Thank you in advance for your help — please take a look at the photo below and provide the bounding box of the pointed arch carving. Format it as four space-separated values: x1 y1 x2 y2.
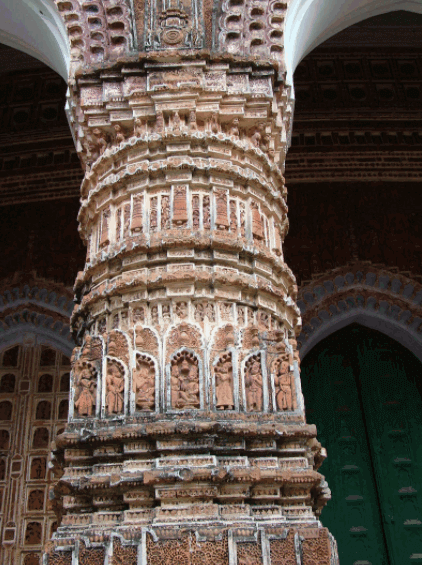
0 276 74 356
298 263 422 361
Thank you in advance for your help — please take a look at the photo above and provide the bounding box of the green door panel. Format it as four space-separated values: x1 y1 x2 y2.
302 349 389 565
301 325 422 564
357 345 422 564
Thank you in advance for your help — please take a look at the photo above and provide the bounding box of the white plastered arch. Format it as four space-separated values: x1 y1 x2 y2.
285 0 422 85
0 0 69 78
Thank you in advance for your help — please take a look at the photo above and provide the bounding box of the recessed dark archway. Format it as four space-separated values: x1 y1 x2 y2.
301 323 422 565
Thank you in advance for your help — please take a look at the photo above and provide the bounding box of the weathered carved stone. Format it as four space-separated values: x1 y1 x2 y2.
214 352 234 410
245 354 264 412
273 356 295 411
44 3 338 562
170 350 200 409
133 354 156 411
105 359 125 415
73 360 97 417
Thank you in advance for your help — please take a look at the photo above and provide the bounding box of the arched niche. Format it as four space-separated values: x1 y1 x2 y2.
301 324 422 565
285 2 422 84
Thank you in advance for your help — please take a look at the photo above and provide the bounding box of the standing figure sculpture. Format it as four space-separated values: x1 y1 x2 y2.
74 362 96 417
245 358 263 412
215 354 234 410
133 357 155 411
92 128 108 155
106 362 124 414
274 359 294 411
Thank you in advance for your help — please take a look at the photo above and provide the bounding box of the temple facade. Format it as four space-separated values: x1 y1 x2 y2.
0 1 422 564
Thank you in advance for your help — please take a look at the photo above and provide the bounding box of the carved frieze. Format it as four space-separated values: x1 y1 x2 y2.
144 0 204 51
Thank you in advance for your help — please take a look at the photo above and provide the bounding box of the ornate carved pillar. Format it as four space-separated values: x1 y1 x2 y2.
46 1 339 563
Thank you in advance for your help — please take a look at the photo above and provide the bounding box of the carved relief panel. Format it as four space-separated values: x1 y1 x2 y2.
73 361 97 418
173 186 188 226
272 356 296 412
132 353 156 412
215 190 230 230
89 184 282 258
243 353 268 412
105 359 125 415
216 0 286 64
104 331 130 417
170 350 201 410
55 0 133 67
70 336 102 420
144 0 204 51
213 352 235 411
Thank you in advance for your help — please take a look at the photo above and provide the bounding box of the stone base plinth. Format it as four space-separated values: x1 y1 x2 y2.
46 524 337 564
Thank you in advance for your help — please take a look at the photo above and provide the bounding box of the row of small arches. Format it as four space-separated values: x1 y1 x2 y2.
0 456 47 481
1 345 70 369
0 426 64 450
0 399 68 421
0 372 70 393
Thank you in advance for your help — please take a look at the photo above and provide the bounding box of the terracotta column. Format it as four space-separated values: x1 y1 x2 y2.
46 1 339 563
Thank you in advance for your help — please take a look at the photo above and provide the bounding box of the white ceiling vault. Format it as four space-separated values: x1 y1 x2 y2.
285 0 422 83
0 0 69 78
0 0 422 81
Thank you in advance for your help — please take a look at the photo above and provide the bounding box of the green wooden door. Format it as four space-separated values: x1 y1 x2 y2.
301 325 422 564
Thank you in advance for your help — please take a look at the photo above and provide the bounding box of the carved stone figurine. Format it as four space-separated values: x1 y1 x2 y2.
171 354 200 409
245 358 263 411
114 124 126 145
106 361 124 414
92 128 108 155
133 358 155 411
261 132 271 152
251 126 262 148
215 357 234 410
188 109 197 131
84 133 100 164
210 112 219 134
74 362 96 417
229 118 240 137
155 110 164 133
180 362 200 408
274 359 294 411
133 118 144 138
173 111 181 134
